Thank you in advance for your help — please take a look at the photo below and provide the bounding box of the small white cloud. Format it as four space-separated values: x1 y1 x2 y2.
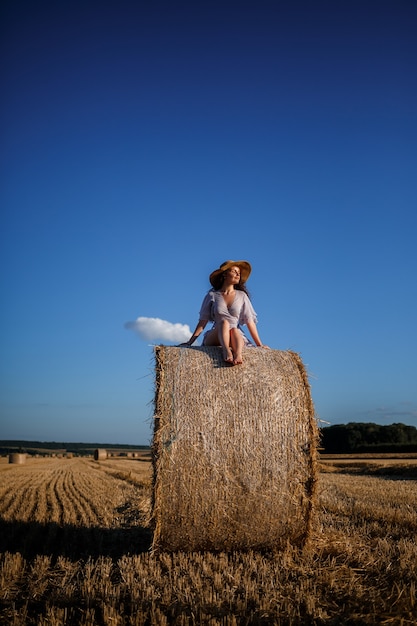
124 316 191 344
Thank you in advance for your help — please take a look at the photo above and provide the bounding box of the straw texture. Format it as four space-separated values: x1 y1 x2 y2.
152 346 318 552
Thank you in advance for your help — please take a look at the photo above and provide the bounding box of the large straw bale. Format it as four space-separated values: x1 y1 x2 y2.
9 453 26 465
94 448 107 461
152 345 319 552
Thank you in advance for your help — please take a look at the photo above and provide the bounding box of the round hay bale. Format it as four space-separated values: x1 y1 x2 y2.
94 448 107 461
9 453 26 465
152 346 319 552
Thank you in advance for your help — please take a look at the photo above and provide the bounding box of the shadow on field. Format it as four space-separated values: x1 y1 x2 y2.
320 463 417 480
0 519 152 560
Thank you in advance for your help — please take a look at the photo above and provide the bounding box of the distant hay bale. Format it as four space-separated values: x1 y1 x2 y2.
66 453 73 459
9 453 26 465
94 448 107 461
152 346 319 552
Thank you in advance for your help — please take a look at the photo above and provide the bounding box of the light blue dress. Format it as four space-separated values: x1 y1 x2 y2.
199 290 258 345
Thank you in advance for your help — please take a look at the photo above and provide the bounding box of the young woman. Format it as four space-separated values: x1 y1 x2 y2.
181 260 269 365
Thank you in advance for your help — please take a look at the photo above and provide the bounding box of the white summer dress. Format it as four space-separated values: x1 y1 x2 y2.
199 289 258 346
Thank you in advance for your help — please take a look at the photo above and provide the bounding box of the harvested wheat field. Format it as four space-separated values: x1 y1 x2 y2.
0 454 416 625
153 346 318 551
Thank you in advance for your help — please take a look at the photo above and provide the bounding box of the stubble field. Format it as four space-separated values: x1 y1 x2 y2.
0 453 416 625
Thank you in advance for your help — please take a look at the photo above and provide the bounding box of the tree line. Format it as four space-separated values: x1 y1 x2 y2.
320 422 417 454
0 440 149 456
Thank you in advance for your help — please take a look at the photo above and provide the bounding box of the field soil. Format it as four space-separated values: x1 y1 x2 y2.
0 453 416 625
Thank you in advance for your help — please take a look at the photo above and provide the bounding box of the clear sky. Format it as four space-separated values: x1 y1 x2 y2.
1 0 416 445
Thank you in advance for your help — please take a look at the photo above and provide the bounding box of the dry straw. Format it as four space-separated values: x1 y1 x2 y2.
94 449 107 461
152 346 319 552
9 453 26 465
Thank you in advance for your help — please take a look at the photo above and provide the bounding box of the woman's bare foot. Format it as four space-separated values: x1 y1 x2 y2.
223 347 234 365
233 352 243 365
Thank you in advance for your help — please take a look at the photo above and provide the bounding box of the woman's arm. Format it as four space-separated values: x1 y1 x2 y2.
246 320 269 348
180 319 208 346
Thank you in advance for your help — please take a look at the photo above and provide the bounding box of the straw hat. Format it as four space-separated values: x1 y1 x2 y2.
209 260 252 287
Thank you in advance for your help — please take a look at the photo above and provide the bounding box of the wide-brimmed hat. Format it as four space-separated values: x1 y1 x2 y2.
209 260 252 287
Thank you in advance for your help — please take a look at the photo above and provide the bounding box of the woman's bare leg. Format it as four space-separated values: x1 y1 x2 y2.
203 322 234 363
230 328 244 364
219 320 234 363
202 328 216 345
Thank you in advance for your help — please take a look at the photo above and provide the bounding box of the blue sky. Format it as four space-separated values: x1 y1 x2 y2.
1 0 416 444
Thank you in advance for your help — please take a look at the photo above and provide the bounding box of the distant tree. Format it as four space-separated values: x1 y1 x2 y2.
320 423 417 453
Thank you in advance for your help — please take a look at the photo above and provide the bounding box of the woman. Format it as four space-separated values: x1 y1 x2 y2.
181 260 269 365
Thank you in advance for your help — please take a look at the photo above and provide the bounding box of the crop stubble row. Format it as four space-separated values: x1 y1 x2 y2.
0 458 149 528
